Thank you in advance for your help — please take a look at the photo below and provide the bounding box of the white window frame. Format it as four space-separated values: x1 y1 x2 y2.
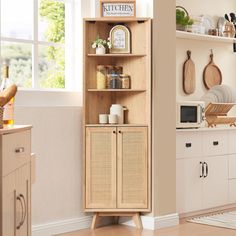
0 0 82 92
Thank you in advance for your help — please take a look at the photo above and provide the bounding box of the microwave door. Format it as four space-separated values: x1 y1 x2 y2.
181 106 198 123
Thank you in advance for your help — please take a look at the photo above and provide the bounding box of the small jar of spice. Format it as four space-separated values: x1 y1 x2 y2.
96 65 106 89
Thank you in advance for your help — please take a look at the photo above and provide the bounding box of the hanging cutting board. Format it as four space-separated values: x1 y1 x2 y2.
183 50 196 94
203 51 222 90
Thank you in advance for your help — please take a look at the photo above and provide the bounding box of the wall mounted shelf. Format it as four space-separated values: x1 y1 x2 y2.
87 89 146 92
87 54 146 57
176 30 236 43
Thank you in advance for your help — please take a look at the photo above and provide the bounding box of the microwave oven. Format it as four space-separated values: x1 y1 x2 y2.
176 101 205 129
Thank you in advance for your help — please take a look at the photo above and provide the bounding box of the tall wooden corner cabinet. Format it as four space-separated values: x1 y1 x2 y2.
83 18 151 227
0 126 33 236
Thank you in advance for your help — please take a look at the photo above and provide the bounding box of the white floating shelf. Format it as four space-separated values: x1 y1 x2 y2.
87 53 146 57
87 89 146 92
176 30 236 43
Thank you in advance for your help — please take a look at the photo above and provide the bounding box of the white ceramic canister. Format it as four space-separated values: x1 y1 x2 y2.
110 104 127 124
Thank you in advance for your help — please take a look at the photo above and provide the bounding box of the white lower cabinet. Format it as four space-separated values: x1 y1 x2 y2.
176 129 235 214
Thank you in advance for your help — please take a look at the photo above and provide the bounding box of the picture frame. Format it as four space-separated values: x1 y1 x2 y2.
109 25 131 54
100 0 136 18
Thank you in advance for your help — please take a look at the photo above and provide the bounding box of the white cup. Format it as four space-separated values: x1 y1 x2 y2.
99 114 108 124
108 114 118 124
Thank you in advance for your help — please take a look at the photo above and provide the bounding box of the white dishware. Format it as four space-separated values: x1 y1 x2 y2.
99 114 108 124
110 104 127 124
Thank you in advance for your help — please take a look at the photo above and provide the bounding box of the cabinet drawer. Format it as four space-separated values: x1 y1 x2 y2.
228 131 236 154
2 130 31 176
202 131 227 156
229 154 236 179
176 132 202 159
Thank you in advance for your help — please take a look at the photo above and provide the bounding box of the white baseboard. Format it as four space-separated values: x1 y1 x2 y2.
121 213 179 230
32 213 179 236
32 216 93 236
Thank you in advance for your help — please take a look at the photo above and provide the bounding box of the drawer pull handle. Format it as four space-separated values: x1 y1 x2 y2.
185 143 192 148
15 147 25 153
213 141 219 146
16 194 24 229
203 162 208 178
200 162 204 178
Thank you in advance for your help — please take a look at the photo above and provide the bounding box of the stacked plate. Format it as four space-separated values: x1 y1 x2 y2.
201 85 236 106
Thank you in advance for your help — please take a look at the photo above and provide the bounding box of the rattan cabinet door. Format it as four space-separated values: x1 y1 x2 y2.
117 127 148 209
86 127 117 209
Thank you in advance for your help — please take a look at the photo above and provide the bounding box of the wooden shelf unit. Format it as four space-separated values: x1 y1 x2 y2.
83 17 152 220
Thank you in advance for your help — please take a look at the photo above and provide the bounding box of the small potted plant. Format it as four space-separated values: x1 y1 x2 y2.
176 6 194 31
92 36 112 55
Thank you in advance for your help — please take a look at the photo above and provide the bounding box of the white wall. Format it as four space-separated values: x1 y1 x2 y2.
15 106 83 224
176 0 236 102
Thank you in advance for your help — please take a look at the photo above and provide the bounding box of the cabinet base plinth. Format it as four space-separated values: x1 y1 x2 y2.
91 212 143 229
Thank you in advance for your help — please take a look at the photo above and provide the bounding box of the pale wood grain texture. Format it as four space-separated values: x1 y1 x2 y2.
83 18 151 228
57 220 236 236
0 127 32 236
183 51 195 94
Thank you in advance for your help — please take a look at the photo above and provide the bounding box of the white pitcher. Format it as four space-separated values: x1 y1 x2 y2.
110 104 127 124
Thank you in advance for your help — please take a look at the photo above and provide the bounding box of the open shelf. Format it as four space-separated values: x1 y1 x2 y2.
87 53 146 57
87 89 146 92
176 30 236 43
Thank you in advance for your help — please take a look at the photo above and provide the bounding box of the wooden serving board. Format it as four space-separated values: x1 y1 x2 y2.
203 52 222 90
183 50 196 94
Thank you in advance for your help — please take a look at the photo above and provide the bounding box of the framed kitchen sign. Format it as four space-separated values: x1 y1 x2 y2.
100 0 136 18
109 25 131 53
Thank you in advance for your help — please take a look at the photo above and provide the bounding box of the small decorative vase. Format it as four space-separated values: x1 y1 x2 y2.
96 47 106 55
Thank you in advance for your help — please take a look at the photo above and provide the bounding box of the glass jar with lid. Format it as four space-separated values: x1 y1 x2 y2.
120 74 131 89
106 65 115 88
114 66 123 75
96 65 106 89
108 74 121 89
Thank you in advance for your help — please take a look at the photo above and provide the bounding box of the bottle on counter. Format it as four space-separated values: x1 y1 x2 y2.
0 61 15 126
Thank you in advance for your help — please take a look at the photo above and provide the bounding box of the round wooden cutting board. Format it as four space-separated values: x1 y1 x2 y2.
203 52 222 90
183 50 196 94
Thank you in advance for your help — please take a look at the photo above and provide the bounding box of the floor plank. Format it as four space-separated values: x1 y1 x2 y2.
57 222 236 236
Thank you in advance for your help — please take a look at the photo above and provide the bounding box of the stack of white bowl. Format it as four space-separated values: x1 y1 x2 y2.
201 85 236 106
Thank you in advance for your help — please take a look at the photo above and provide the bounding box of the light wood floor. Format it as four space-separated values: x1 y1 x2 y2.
58 222 236 236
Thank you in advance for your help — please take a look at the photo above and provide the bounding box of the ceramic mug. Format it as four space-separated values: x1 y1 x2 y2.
99 114 108 124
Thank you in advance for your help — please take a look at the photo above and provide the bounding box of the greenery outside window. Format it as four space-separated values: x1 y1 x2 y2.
0 0 76 90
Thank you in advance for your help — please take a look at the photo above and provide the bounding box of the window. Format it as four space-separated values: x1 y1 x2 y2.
0 0 78 90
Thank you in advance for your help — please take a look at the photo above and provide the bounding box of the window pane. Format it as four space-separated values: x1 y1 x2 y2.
1 0 33 39
39 45 65 88
38 0 65 43
1 42 32 88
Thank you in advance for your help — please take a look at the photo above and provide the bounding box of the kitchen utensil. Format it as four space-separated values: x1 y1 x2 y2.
217 17 227 36
225 14 230 22
203 50 222 90
230 13 236 23
183 50 196 94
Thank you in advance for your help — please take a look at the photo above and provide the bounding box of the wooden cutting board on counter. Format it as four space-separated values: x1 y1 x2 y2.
183 50 196 94
203 51 222 90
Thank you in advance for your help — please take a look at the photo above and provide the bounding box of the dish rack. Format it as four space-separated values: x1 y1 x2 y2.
205 103 236 127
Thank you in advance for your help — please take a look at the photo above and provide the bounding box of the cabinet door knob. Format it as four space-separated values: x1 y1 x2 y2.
185 143 192 148
15 147 25 153
213 141 219 146
113 131 116 134
119 131 122 134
